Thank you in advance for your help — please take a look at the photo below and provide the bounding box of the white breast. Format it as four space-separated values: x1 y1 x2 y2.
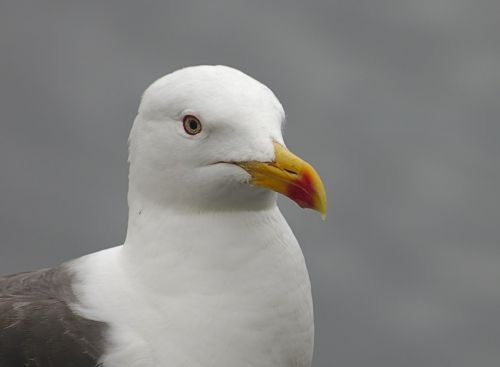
70 207 314 367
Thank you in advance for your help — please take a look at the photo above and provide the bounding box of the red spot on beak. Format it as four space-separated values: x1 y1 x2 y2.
286 172 316 209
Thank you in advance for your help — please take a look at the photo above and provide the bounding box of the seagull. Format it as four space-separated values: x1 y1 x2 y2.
0 65 327 367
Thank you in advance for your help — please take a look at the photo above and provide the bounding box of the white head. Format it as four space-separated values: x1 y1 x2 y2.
128 65 326 217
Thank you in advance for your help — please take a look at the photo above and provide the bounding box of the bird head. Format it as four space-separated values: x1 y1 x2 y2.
128 65 327 218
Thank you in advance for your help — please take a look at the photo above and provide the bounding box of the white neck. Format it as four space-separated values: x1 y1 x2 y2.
73 189 314 367
122 191 301 295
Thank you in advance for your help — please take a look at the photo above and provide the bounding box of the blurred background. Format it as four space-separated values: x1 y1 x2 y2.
1 0 499 366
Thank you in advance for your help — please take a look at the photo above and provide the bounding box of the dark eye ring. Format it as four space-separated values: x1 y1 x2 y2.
183 115 202 135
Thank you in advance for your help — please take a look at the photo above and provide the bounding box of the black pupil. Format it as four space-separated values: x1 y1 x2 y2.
188 120 198 131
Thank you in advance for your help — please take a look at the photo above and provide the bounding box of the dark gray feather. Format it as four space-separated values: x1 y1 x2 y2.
0 265 107 367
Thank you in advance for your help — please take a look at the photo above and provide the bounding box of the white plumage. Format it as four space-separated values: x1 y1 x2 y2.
0 65 326 367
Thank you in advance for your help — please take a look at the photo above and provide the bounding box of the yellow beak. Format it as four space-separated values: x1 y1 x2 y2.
237 142 328 219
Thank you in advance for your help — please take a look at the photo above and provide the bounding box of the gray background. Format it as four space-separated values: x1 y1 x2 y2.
1 1 499 366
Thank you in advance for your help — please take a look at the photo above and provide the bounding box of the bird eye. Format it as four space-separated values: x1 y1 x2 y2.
183 115 202 135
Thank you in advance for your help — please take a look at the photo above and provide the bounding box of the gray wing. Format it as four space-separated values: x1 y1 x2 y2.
0 266 107 367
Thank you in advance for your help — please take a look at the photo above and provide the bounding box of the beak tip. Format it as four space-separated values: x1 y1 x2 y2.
317 201 328 221
313 184 328 222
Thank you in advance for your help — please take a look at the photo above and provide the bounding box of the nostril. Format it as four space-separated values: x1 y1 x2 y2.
284 168 298 175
